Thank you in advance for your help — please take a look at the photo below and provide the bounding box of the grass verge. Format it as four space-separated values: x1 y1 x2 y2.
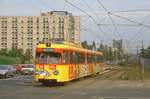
121 64 150 80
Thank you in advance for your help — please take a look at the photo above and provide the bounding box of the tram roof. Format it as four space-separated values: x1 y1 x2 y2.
36 42 103 55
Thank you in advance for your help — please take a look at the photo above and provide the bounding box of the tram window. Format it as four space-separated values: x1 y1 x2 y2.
87 54 92 63
50 53 61 64
96 55 103 62
36 52 61 64
70 52 85 64
70 52 78 64
38 53 47 59
70 52 73 63
87 54 95 63
77 53 85 64
62 52 69 64
73 52 78 64
92 55 95 62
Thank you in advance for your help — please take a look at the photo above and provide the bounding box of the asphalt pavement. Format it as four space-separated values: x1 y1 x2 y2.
0 75 150 99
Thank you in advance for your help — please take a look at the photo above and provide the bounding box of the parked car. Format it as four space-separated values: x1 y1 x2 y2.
16 64 34 75
0 65 16 78
21 64 34 75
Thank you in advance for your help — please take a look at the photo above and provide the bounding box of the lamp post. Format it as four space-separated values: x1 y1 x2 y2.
112 48 118 65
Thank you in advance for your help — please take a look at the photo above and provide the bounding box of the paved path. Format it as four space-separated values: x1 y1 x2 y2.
0 75 150 99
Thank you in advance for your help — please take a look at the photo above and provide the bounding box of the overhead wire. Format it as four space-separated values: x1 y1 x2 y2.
40 0 150 49
81 27 105 42
80 17 108 41
106 10 150 50
65 0 113 40
97 24 141 26
112 9 150 13
39 0 54 10
63 0 66 11
80 16 91 27
97 0 123 39
110 12 150 28
82 0 102 22
106 11 150 44
96 0 150 51
128 13 150 41
82 0 117 40
96 0 140 51
39 0 93 42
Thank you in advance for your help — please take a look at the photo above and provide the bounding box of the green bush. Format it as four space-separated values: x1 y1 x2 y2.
0 56 18 65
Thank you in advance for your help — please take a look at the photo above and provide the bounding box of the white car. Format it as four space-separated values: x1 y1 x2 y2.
0 65 16 78
21 64 34 75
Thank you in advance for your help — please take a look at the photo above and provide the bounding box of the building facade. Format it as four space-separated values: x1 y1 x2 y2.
0 11 80 56
113 39 123 51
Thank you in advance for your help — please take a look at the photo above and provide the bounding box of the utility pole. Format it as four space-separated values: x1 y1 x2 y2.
112 48 118 64
115 51 118 64
136 45 140 64
141 40 145 81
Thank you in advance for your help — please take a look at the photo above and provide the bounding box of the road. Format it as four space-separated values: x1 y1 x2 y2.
1 74 150 99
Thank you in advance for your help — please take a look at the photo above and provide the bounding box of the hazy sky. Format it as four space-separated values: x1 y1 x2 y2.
0 0 150 52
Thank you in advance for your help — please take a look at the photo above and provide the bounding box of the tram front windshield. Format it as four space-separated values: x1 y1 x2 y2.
36 52 61 64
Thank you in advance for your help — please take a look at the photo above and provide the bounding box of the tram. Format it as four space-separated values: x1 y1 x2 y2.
34 41 105 84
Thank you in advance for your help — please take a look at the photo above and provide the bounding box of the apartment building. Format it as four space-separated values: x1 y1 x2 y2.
0 11 80 56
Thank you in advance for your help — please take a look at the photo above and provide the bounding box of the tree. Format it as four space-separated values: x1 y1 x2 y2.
99 40 105 51
8 48 23 58
92 41 96 50
81 40 88 49
140 46 150 59
107 47 113 60
24 49 33 63
0 49 8 56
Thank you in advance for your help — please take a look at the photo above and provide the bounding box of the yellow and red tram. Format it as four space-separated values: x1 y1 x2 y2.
34 41 105 84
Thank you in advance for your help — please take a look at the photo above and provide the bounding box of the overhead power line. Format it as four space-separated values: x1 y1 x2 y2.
110 12 150 28
97 0 123 39
83 0 101 22
65 0 97 25
112 9 150 13
39 0 54 10
128 13 150 41
65 0 113 40
97 24 142 26
82 0 117 40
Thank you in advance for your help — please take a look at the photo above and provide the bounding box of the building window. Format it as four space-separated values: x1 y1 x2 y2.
21 20 24 23
36 38 39 40
37 18 39 23
43 18 48 23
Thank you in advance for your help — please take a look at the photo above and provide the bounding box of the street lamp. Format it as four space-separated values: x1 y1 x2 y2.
112 48 118 64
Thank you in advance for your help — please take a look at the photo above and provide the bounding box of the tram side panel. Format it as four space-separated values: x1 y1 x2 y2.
34 64 70 83
79 64 89 78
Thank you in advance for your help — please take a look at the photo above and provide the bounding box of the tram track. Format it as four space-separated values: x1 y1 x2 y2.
55 66 125 99
95 67 125 80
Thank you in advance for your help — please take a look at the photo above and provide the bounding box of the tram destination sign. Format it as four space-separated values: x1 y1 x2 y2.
43 48 54 52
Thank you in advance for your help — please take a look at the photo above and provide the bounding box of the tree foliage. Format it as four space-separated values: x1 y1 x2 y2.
0 49 8 56
81 40 88 49
92 41 96 50
0 48 33 64
140 46 150 59
81 40 114 61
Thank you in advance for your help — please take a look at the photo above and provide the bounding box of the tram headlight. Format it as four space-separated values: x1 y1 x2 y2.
53 70 59 75
39 65 44 69
35 70 39 75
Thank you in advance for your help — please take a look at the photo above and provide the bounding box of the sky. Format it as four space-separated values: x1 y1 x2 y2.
0 0 150 53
